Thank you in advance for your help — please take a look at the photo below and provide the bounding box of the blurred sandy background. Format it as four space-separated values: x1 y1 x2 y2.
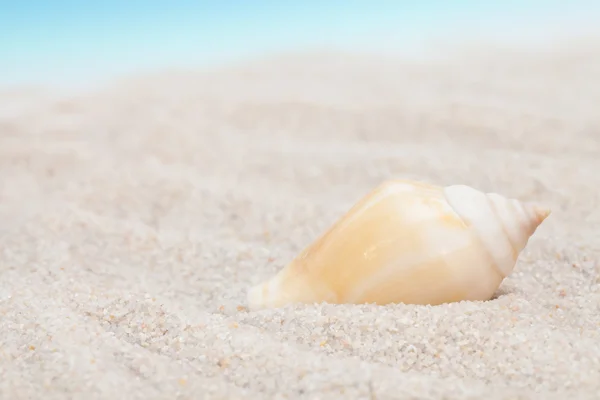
2 3 600 399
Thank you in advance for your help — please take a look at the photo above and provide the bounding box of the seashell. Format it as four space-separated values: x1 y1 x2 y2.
247 179 551 310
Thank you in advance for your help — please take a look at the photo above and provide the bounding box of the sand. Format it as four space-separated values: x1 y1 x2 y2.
1 38 600 399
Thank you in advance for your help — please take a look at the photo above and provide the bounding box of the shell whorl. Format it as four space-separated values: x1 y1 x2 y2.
443 184 550 277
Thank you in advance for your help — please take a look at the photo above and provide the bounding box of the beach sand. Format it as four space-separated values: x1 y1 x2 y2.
1 38 600 399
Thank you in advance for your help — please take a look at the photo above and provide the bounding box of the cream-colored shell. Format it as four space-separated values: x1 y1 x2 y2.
247 179 551 310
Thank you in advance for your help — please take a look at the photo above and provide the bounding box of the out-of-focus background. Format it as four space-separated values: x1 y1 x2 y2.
2 1 600 89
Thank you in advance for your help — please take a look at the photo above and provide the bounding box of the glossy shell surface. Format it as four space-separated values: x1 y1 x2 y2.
247 179 551 310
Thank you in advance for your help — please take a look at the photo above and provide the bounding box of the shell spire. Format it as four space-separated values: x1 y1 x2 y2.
247 179 551 310
442 184 551 277
525 202 552 233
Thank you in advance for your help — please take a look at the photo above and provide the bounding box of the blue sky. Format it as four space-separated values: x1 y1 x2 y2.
1 1 598 87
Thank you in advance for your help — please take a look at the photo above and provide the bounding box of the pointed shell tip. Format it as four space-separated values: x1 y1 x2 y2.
533 205 551 224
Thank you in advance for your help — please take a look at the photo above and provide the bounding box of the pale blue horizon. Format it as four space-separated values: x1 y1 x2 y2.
1 1 599 89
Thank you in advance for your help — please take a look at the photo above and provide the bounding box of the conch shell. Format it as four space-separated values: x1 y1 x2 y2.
247 179 551 310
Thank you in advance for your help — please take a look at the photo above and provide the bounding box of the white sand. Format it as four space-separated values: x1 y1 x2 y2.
1 38 600 399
